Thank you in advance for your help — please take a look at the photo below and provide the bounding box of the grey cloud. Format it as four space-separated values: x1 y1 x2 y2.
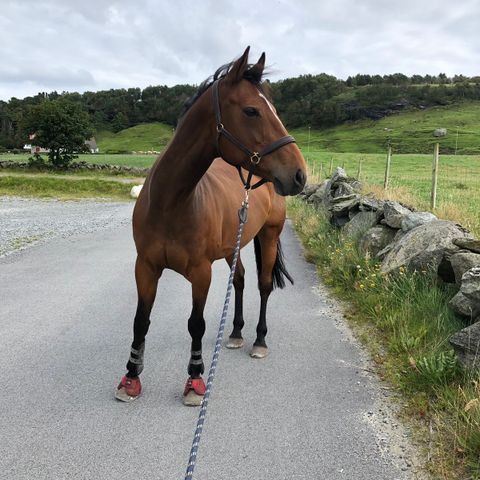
0 66 95 88
0 0 478 100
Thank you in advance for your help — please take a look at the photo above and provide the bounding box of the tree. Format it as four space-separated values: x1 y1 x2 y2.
24 99 93 166
112 111 128 133
438 73 450 84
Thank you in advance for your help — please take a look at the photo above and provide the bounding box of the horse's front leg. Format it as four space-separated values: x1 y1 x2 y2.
116 256 162 402
183 262 212 406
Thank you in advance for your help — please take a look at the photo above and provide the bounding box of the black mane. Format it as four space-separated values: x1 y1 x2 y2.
180 60 266 119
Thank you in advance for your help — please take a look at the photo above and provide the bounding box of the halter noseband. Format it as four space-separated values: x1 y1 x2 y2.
212 79 296 190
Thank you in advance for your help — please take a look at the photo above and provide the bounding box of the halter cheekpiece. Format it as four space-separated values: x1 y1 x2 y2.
212 79 296 190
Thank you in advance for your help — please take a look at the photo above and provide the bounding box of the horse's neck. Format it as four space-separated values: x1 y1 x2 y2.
148 96 217 212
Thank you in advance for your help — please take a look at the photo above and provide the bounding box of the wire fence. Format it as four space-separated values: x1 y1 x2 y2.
303 144 480 237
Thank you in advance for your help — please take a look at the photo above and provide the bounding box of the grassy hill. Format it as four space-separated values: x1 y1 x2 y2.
291 101 480 154
96 123 174 153
95 102 480 156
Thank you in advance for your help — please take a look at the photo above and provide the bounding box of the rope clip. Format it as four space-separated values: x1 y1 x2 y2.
238 189 249 224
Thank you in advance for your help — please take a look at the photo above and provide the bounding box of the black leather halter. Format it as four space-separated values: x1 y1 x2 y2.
212 79 296 190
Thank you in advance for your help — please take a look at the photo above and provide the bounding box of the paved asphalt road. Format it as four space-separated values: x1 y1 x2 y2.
0 205 411 480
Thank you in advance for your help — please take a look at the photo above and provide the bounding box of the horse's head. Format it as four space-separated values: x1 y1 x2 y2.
214 47 307 196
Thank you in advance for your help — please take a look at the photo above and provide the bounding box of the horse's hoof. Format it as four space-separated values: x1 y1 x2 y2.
183 377 206 407
183 389 204 407
226 337 244 349
115 375 142 402
250 345 269 359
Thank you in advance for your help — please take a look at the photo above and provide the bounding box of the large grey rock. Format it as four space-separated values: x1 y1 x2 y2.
453 238 480 254
382 201 412 229
314 168 362 212
348 209 359 220
330 167 348 184
333 182 354 198
330 194 361 216
301 183 321 199
307 182 328 206
344 211 380 240
380 220 473 276
358 196 385 212
321 168 348 208
450 320 480 369
360 225 397 257
376 229 407 260
401 212 437 232
350 180 362 190
331 215 350 228
434 128 447 137
450 252 480 285
449 267 480 319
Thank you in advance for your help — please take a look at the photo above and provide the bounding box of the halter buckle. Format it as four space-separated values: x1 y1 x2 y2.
250 152 261 165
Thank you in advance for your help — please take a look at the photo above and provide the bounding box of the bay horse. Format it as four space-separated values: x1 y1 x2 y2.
116 47 307 405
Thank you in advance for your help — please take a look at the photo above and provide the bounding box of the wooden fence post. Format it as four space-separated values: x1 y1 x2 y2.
431 142 439 209
319 162 323 180
384 144 392 190
357 157 363 180
329 157 333 175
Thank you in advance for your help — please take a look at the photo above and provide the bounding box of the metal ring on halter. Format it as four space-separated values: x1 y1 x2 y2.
216 123 224 133
250 152 261 165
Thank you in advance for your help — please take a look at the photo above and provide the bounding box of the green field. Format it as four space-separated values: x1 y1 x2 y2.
291 101 480 154
96 122 173 153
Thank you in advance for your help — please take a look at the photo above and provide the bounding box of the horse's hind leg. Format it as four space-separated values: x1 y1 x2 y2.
251 227 279 359
183 262 211 406
116 257 162 402
225 255 245 349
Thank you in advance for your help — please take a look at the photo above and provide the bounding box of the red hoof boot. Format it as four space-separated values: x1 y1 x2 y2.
115 375 142 402
183 377 206 407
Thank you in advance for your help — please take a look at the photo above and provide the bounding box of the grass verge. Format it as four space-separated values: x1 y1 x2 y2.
288 197 480 479
0 175 133 200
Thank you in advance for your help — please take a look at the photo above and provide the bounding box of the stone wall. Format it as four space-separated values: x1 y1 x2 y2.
0 160 150 176
300 167 480 369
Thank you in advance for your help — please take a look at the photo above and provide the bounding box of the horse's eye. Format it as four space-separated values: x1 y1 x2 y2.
243 107 260 118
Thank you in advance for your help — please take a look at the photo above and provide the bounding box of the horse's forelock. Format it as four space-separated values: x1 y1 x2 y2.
180 60 268 121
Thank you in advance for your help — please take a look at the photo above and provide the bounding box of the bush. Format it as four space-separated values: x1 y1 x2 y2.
27 153 46 168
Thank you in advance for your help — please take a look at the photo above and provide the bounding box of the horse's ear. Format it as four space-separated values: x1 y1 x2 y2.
226 46 250 84
248 52 266 82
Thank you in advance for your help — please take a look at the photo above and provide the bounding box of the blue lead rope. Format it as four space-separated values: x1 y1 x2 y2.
184 192 249 480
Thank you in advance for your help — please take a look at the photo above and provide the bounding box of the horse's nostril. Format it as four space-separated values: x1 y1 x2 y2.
295 169 306 187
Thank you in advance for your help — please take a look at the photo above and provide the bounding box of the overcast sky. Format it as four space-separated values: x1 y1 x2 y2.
1 0 478 100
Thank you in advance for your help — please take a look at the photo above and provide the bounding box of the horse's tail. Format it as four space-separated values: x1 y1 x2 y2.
253 235 294 290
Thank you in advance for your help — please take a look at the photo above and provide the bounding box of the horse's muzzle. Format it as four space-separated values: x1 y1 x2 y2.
273 169 306 196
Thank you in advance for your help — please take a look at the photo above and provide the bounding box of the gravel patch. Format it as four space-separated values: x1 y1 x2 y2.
0 196 133 257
